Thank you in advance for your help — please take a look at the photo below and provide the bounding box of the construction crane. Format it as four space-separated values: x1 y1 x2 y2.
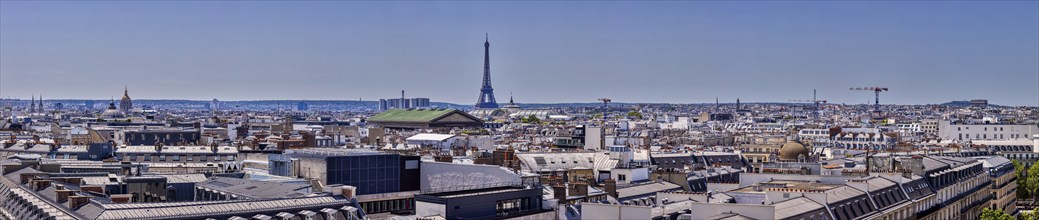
788 89 827 120
597 98 612 116
850 87 889 113
789 99 828 120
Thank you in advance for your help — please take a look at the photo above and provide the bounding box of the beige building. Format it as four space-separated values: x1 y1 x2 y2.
980 156 1018 215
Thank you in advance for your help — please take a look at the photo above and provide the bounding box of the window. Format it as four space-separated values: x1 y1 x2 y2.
618 174 627 181
496 198 530 217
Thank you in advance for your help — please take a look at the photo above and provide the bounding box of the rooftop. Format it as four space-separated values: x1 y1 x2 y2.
367 109 457 123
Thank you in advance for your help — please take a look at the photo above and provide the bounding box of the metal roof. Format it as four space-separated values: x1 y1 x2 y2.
367 109 458 123
774 197 824 220
406 133 456 142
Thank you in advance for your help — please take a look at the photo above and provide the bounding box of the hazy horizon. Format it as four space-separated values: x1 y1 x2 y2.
2 1 1037 106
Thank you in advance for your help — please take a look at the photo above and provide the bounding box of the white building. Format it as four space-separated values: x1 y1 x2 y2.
938 120 1039 141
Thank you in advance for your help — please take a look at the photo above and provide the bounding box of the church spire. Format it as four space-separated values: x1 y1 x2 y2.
30 95 35 113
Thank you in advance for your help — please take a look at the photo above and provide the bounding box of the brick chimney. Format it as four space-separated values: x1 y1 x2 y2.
552 184 568 202
56 189 76 203
110 194 132 204
434 155 452 163
339 186 356 199
80 185 105 194
68 195 92 209
604 179 618 198
20 173 37 184
32 179 52 191
568 182 589 197
909 155 924 175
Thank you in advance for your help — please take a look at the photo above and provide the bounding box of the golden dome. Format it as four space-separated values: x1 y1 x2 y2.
779 141 810 161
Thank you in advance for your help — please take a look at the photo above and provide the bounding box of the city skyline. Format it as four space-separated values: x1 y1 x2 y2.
1 1 1037 106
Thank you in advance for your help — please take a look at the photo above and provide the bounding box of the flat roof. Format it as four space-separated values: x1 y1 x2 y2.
406 134 456 142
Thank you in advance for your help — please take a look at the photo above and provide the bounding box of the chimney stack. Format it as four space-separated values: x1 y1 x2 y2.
552 184 568 202
68 196 92 209
31 179 51 191
340 186 356 199
569 182 589 197
56 189 76 203
604 179 618 198
110 194 132 204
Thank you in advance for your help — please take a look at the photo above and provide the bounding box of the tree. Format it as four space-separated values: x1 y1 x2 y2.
521 115 540 124
1014 160 1030 199
626 111 642 119
980 208 1013 220
1030 163 1039 206
1020 208 1039 220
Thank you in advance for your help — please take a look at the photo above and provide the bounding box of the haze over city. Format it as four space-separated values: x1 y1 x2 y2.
1 1 1037 106
4 1 1039 220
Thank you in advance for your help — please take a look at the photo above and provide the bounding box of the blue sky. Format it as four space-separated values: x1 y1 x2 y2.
1 1 1037 106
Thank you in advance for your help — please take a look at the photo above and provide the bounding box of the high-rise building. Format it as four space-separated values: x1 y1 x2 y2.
410 98 430 109
475 34 498 109
378 97 431 111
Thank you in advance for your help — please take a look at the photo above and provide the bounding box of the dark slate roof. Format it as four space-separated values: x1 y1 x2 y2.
196 177 313 199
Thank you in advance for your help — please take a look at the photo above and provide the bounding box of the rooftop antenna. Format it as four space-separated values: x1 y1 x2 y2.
598 98 612 150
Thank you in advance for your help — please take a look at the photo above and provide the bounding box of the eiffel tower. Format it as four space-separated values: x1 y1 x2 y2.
475 34 499 109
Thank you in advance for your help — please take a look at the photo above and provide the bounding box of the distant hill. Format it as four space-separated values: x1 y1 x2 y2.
940 100 1004 107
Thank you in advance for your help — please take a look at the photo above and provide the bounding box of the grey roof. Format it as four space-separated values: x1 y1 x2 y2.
283 148 386 158
515 152 617 172
978 156 1012 168
151 174 207 184
197 177 313 199
826 186 867 204
774 197 824 220
616 181 681 201
81 196 353 220
920 157 950 173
